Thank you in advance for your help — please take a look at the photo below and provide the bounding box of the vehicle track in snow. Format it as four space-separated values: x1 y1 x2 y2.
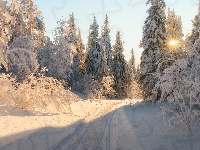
91 110 115 150
49 102 120 150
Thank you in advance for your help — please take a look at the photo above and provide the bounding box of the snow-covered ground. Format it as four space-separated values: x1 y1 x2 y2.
1 99 200 150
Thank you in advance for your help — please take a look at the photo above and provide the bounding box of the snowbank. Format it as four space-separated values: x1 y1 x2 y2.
0 74 79 114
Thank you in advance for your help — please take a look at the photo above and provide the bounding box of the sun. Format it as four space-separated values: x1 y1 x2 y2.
167 39 180 50
170 40 178 46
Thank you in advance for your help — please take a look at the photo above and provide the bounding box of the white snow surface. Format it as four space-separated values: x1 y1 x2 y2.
1 99 200 150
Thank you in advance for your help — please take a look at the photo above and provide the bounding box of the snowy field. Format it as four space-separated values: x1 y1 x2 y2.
1 99 200 150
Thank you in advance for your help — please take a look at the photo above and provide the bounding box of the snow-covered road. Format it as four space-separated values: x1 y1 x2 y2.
49 102 143 150
1 100 200 150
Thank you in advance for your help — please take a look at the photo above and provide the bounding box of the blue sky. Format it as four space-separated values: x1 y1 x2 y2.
33 0 199 66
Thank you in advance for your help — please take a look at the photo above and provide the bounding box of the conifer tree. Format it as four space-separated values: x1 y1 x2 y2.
76 28 85 73
85 16 110 79
47 20 75 83
139 0 167 100
113 31 130 97
84 16 102 80
187 1 200 45
166 8 185 59
8 0 45 50
99 38 110 79
101 15 113 73
128 48 136 75
67 13 77 44
80 16 114 98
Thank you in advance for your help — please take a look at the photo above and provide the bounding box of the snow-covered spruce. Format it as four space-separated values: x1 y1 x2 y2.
186 1 200 45
84 16 109 80
113 31 130 98
8 0 46 50
139 0 167 100
166 8 185 59
68 13 81 84
127 48 142 99
128 48 136 75
76 27 85 73
77 16 115 99
100 15 113 74
46 20 75 84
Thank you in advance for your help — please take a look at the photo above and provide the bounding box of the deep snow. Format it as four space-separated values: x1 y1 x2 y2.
1 99 200 150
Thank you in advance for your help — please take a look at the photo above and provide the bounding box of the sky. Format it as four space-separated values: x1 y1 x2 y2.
33 0 199 66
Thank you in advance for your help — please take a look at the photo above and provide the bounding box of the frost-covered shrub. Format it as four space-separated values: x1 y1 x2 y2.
74 74 115 100
0 73 79 113
0 0 14 70
44 20 76 85
9 35 35 51
1 35 39 81
100 76 115 98
154 49 200 135
6 48 39 81
73 74 101 99
127 76 142 100
47 45 73 83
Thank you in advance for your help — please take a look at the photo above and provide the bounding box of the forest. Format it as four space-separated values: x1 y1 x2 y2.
1 0 200 143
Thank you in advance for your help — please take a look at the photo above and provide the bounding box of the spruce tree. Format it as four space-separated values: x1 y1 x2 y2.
100 15 113 73
67 13 77 44
187 1 200 45
166 8 185 59
84 16 102 80
113 31 130 97
76 28 85 73
84 16 110 79
8 0 45 50
139 0 167 100
47 20 75 83
66 13 82 84
128 48 136 75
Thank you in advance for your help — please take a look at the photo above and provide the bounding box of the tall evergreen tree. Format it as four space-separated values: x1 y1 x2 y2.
63 13 82 85
47 20 75 83
76 28 85 73
67 13 77 44
128 48 136 75
139 0 167 100
68 13 79 83
187 1 200 45
84 16 110 80
8 0 45 50
101 15 113 73
113 31 130 97
166 8 185 59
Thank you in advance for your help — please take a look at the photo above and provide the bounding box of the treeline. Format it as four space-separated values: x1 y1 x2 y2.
0 0 140 99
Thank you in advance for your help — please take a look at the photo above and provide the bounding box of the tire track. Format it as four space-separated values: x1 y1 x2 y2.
48 122 86 150
109 110 121 150
106 110 114 150
70 104 118 150
66 122 91 150
92 110 114 150
48 102 121 150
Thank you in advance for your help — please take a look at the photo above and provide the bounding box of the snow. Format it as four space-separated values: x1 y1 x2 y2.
1 99 200 150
